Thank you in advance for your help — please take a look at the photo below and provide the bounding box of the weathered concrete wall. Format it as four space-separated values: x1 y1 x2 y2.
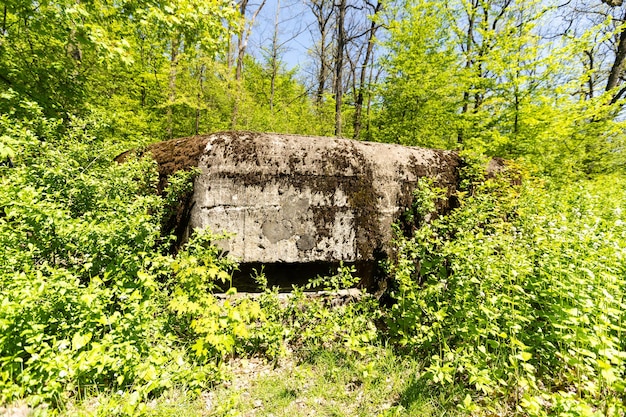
133 131 462 290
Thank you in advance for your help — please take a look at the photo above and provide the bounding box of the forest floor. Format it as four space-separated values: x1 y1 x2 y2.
44 346 464 417
158 348 450 417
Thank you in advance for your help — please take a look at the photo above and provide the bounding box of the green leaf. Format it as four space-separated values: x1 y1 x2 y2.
72 332 92 351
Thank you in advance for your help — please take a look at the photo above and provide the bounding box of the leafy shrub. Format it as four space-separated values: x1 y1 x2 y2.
0 106 271 411
0 113 171 406
254 265 381 358
386 163 626 414
166 229 267 361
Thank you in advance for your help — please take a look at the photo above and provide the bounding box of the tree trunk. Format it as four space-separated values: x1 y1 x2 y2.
584 49 595 99
269 0 281 113
458 0 478 144
308 0 333 104
334 0 347 137
353 1 382 140
364 51 382 139
317 32 329 104
3 4 7 36
232 0 266 129
167 34 180 139
606 8 626 100
235 0 248 83
231 0 248 129
196 64 205 135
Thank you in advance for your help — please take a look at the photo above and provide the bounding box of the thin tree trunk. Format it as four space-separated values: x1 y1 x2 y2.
232 0 248 129
309 0 333 104
334 0 347 137
458 0 478 144
196 64 205 135
167 34 180 139
2 5 7 36
317 35 328 103
270 0 281 113
364 50 379 139
606 9 626 96
232 0 266 129
353 1 382 140
584 49 595 99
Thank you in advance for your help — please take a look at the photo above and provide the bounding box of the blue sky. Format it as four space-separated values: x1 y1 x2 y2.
249 0 316 73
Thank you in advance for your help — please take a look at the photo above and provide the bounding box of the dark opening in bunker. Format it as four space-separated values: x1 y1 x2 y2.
221 260 384 293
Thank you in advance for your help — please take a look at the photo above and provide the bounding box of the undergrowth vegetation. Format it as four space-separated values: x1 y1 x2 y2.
2 101 626 416
387 163 626 415
0 104 383 415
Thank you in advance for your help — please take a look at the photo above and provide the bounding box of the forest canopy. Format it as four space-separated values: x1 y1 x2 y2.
1 0 626 174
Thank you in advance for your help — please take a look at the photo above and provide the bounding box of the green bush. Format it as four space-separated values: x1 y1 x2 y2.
0 112 167 406
0 106 272 411
386 165 626 414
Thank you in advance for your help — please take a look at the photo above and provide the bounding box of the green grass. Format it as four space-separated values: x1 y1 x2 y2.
53 346 464 417
198 347 464 417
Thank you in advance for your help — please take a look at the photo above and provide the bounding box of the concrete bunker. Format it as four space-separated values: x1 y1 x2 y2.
122 132 465 292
